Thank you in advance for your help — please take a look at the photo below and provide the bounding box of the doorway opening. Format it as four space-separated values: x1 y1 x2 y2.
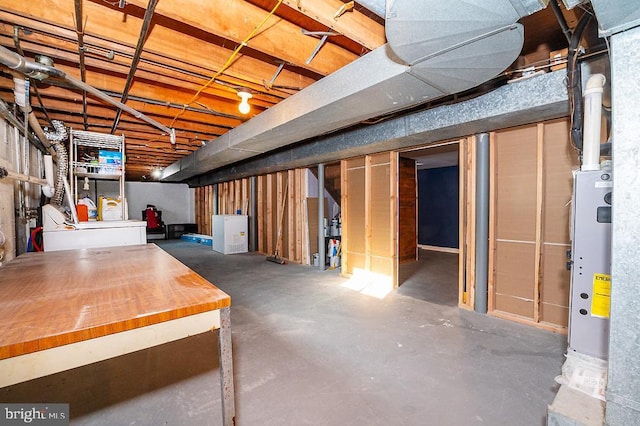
398 142 461 306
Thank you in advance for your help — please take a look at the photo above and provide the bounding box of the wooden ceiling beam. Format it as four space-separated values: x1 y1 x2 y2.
0 5 316 92
280 0 385 50
120 0 358 75
0 29 282 107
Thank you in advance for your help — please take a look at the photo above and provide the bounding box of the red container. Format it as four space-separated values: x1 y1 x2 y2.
76 204 89 222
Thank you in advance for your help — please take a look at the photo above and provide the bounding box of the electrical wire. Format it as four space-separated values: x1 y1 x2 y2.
169 0 284 128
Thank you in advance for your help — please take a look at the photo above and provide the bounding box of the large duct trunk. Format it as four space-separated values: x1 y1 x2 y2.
163 0 548 181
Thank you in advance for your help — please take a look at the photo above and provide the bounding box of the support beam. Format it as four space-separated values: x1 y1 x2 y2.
474 133 489 313
317 163 325 271
250 176 257 252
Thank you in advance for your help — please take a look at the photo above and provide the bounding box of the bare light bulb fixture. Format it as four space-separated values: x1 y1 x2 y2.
151 168 162 179
237 89 252 115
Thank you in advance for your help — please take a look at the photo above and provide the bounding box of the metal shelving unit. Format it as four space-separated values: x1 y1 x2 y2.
69 129 126 219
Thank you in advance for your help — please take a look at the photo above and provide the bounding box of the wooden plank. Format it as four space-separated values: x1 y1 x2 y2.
459 138 468 308
276 172 285 259
287 170 295 261
390 152 399 288
295 169 304 264
124 0 359 76
488 134 497 313
533 123 545 323
340 161 348 273
398 156 417 264
488 310 567 334
364 155 372 272
257 175 266 254
468 137 477 309
266 174 274 255
280 0 386 50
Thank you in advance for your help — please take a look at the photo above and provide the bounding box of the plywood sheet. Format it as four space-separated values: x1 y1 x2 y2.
540 303 569 327
543 119 579 243
346 252 366 275
306 197 329 257
370 152 391 166
371 256 393 277
494 241 535 300
346 166 366 254
494 126 537 241
370 163 391 257
398 157 417 263
495 294 534 319
541 243 572 306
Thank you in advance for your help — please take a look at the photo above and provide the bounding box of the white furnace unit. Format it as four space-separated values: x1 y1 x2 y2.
568 169 612 360
212 215 248 254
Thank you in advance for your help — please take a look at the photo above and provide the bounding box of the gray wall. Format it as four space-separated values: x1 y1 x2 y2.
95 180 195 224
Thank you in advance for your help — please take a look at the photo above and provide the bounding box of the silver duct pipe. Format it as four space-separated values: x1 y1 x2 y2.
44 120 68 205
163 0 549 181
0 45 176 144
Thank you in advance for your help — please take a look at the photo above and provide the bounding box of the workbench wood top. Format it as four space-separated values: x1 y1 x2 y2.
0 244 230 360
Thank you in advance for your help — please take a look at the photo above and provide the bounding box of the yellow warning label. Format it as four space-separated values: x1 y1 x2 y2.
591 273 611 318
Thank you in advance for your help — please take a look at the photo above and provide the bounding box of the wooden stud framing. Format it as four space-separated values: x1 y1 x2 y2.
488 133 497 313
340 160 349 274
533 123 545 322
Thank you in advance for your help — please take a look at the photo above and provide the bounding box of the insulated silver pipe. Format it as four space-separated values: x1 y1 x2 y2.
0 45 176 143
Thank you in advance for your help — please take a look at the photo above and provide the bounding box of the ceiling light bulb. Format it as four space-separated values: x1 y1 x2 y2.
151 168 162 179
237 90 252 115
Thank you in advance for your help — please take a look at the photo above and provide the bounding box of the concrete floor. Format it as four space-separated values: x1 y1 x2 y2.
1 241 566 425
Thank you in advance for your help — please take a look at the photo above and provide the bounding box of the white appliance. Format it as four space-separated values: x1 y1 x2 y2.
42 204 147 252
212 215 248 254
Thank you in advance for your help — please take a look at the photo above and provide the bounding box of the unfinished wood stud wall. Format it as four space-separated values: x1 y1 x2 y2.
488 118 578 332
342 152 398 287
459 137 476 310
256 169 306 263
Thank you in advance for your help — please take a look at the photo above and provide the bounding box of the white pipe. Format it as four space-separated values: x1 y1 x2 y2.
582 73 606 171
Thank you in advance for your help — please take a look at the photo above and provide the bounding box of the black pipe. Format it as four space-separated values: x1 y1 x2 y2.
568 12 592 151
111 0 159 133
74 0 89 130
549 1 572 44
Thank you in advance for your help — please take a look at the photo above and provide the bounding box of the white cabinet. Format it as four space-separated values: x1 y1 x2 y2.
212 215 248 254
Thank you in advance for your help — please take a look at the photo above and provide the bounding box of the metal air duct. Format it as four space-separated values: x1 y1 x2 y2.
163 0 548 182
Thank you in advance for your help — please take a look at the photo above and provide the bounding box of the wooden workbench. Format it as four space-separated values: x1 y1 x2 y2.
0 243 235 425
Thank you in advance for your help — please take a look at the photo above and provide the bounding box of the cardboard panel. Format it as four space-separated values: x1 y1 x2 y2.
494 241 535 300
346 252 366 275
495 294 534 319
399 157 417 263
346 166 366 254
370 163 391 257
346 156 366 168
306 198 329 256
371 256 393 277
543 119 579 243
370 152 391 166
540 303 569 327
541 243 571 306
494 126 537 241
